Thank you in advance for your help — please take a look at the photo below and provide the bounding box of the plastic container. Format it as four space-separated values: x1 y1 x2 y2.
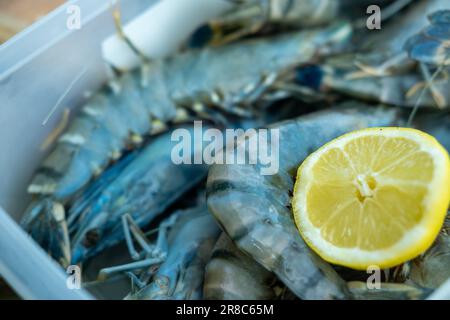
1 0 449 300
0 0 231 299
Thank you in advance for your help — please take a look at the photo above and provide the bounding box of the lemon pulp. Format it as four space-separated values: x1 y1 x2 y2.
292 127 450 270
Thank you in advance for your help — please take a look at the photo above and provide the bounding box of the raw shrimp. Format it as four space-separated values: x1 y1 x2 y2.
206 102 403 299
204 233 287 300
22 23 353 264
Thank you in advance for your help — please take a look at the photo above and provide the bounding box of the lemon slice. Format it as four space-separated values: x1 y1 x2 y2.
292 127 450 270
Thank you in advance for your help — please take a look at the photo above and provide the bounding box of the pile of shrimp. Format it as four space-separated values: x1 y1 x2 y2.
20 0 450 300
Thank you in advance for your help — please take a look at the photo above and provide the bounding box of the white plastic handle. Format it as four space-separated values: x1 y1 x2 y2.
102 0 234 70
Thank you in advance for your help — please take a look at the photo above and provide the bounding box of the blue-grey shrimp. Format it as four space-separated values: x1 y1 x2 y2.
294 0 450 108
22 23 353 265
188 0 398 48
189 0 339 47
125 202 220 300
206 102 404 300
31 98 313 265
26 22 352 200
68 126 209 265
203 233 291 300
295 53 450 108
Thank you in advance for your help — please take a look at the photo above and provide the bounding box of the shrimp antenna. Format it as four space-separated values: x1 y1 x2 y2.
110 0 151 64
407 61 447 127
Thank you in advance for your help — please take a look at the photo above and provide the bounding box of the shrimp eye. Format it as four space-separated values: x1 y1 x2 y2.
188 24 214 48
83 229 100 248
295 64 323 91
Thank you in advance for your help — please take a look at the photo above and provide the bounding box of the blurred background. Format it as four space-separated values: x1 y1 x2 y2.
0 0 64 43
